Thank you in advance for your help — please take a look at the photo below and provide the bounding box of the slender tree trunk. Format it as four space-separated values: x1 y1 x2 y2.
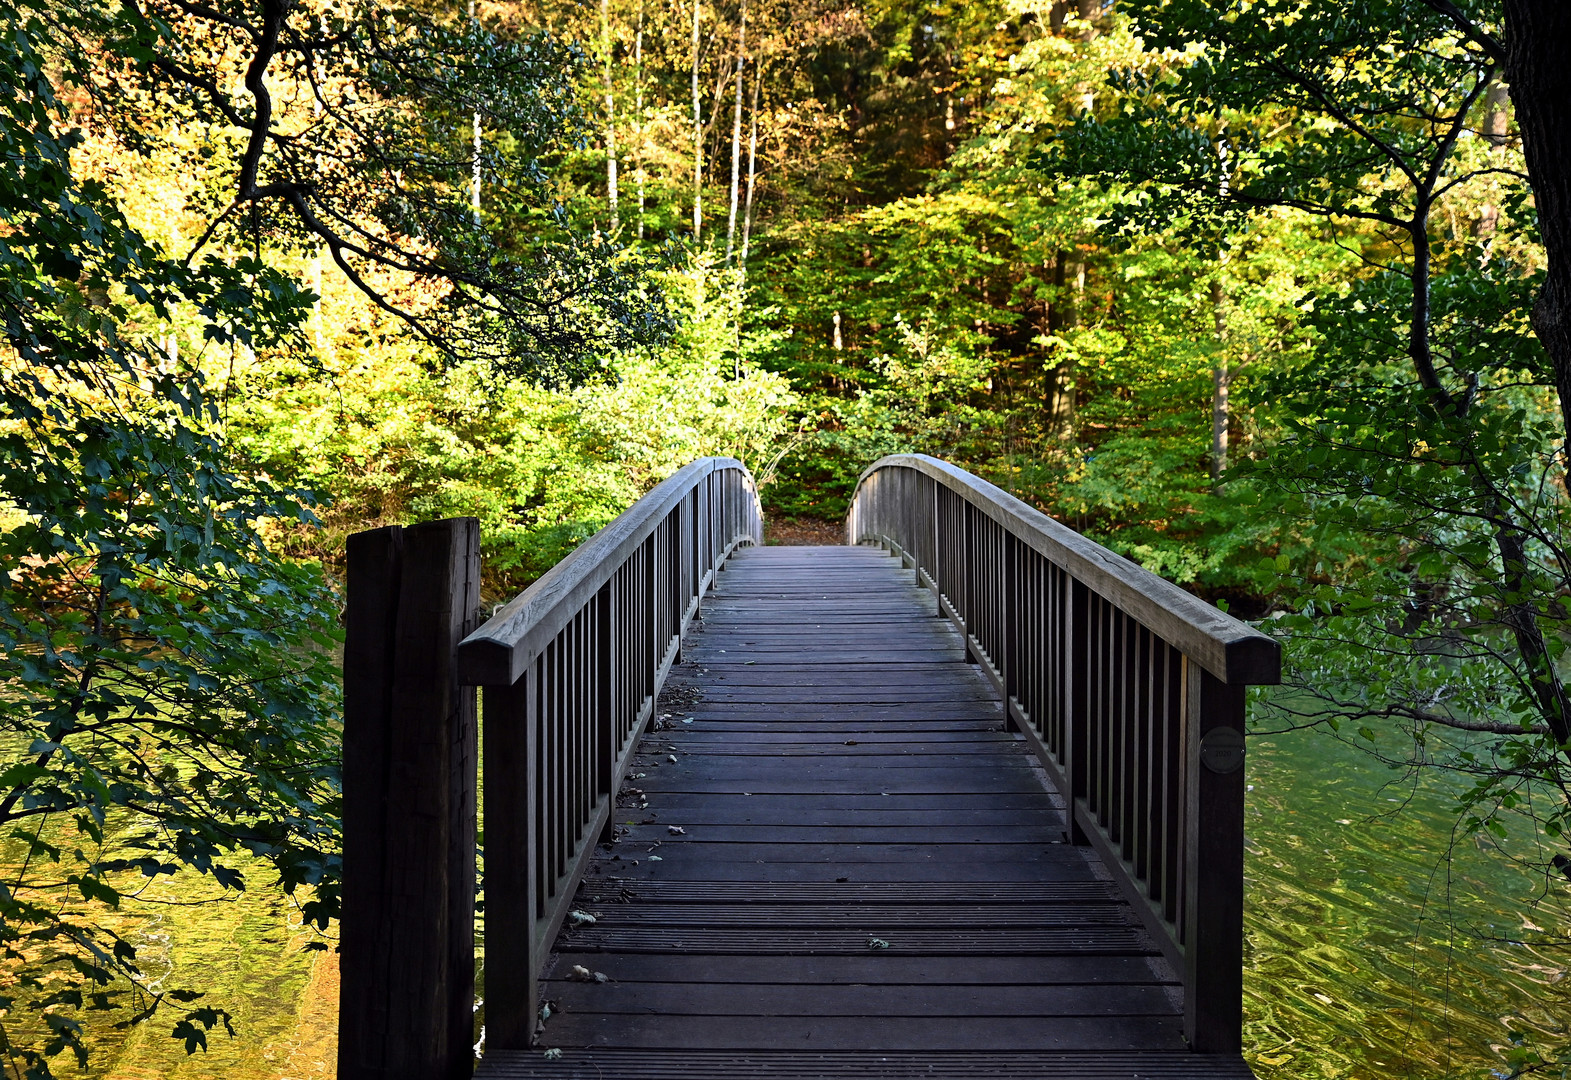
691 0 702 241
1501 3 1571 484
635 0 645 241
725 0 747 262
469 0 481 224
1046 251 1080 436
740 61 761 269
1210 277 1229 485
602 0 619 233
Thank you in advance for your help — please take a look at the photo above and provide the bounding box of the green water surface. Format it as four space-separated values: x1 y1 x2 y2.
1245 724 1571 1078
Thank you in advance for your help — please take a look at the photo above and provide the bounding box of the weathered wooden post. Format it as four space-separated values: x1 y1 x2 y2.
1183 663 1248 1054
339 518 481 1080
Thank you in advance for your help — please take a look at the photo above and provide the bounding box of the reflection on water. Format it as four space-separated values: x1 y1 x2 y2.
28 856 338 1080
1246 723 1571 1078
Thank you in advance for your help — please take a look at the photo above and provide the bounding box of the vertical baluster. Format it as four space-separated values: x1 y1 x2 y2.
597 583 614 798
1161 642 1182 924
1120 613 1138 862
571 616 584 842
576 610 589 834
479 666 538 1052
1066 579 1090 845
643 534 656 711
1095 601 1110 828
1134 625 1152 886
548 637 564 891
1002 534 1018 718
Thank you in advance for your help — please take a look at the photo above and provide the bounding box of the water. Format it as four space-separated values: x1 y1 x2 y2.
11 725 1571 1078
1245 723 1571 1078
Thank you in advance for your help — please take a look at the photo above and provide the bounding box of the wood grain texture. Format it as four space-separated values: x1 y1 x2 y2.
340 519 480 1080
475 545 1255 1079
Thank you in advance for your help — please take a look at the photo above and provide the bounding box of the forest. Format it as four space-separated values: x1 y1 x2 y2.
3 0 1571 1076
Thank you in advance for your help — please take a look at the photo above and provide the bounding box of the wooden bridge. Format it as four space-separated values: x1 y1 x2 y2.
334 456 1279 1080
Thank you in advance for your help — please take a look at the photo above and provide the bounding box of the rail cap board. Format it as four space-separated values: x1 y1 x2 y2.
457 457 759 686
851 454 1280 686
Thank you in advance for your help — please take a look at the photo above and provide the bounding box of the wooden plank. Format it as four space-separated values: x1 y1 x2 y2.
565 903 1136 928
587 859 1125 883
615 824 1067 844
596 842 1084 863
572 880 1114 903
478 1049 1255 1079
535 1014 1183 1051
539 981 1179 1017
604 807 1061 827
606 789 1061 804
543 952 1167 984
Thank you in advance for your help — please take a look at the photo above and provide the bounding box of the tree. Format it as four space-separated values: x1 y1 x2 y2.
0 1 669 1074
1038 0 1571 897
97 0 670 383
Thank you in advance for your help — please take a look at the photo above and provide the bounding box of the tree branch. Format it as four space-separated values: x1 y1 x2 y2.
1415 0 1509 67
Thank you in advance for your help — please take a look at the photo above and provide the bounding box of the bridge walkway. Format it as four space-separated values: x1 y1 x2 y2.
477 544 1254 1078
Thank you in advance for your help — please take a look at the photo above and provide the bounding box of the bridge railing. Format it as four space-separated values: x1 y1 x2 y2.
457 457 762 1052
847 453 1279 1054
337 458 761 1079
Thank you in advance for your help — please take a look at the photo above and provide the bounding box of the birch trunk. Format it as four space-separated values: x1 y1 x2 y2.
1210 277 1229 485
691 0 702 241
602 0 619 233
740 61 760 269
725 0 747 261
469 0 481 223
635 1 645 240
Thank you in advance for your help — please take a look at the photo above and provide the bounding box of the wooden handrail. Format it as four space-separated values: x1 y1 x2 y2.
457 457 762 1053
847 453 1280 1055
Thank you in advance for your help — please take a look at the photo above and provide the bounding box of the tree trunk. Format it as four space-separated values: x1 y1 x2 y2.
725 0 747 262
1046 251 1082 438
602 0 619 233
1502 3 1571 480
691 0 702 241
1476 75 1510 236
740 60 761 269
1210 277 1229 485
635 0 645 241
469 0 481 224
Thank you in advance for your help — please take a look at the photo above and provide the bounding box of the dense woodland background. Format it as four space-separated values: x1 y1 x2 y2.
5 0 1571 1075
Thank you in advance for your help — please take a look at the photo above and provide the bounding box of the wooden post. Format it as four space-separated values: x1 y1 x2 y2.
1182 661 1246 1053
340 519 481 1080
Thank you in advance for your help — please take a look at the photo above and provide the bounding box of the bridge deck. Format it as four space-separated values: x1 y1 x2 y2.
477 545 1254 1078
